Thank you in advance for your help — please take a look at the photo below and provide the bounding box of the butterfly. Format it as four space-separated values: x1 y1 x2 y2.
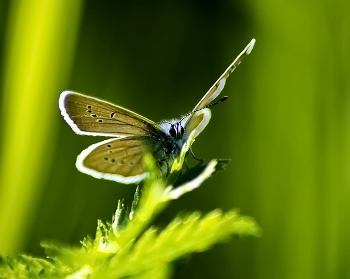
59 39 255 184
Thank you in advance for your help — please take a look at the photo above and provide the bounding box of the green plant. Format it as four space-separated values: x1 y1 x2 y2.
0 135 261 279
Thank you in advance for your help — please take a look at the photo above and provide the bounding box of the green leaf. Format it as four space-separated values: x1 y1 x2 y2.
1 148 260 279
173 158 231 187
0 254 61 279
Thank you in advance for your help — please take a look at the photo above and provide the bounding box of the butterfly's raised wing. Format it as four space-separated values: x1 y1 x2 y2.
193 39 255 112
184 39 256 133
59 91 165 138
76 136 162 184
183 109 211 139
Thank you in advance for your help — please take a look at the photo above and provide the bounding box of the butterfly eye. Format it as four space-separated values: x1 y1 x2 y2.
169 124 177 138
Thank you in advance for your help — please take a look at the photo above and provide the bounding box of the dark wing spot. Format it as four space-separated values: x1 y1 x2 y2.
110 112 116 118
108 150 113 154
91 114 97 117
87 110 92 113
129 161 135 166
111 159 115 163
107 144 111 148
87 105 92 109
98 119 103 123
104 157 108 161
119 160 125 165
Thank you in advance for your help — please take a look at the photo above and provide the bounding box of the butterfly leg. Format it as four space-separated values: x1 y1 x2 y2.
189 148 204 162
164 159 170 177
156 158 170 177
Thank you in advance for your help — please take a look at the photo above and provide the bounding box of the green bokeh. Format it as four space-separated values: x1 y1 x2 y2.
0 1 349 278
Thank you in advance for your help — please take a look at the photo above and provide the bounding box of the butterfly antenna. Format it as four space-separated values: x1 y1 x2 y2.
180 96 228 122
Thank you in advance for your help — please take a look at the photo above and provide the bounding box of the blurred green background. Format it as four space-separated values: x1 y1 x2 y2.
0 0 349 278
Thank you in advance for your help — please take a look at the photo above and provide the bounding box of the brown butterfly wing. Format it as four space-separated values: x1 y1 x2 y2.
59 91 165 138
185 39 255 128
76 136 162 184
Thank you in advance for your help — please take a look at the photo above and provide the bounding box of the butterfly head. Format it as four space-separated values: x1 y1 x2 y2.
169 122 185 140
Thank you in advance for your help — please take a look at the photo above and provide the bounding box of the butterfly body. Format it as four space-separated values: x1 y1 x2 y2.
59 39 256 184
